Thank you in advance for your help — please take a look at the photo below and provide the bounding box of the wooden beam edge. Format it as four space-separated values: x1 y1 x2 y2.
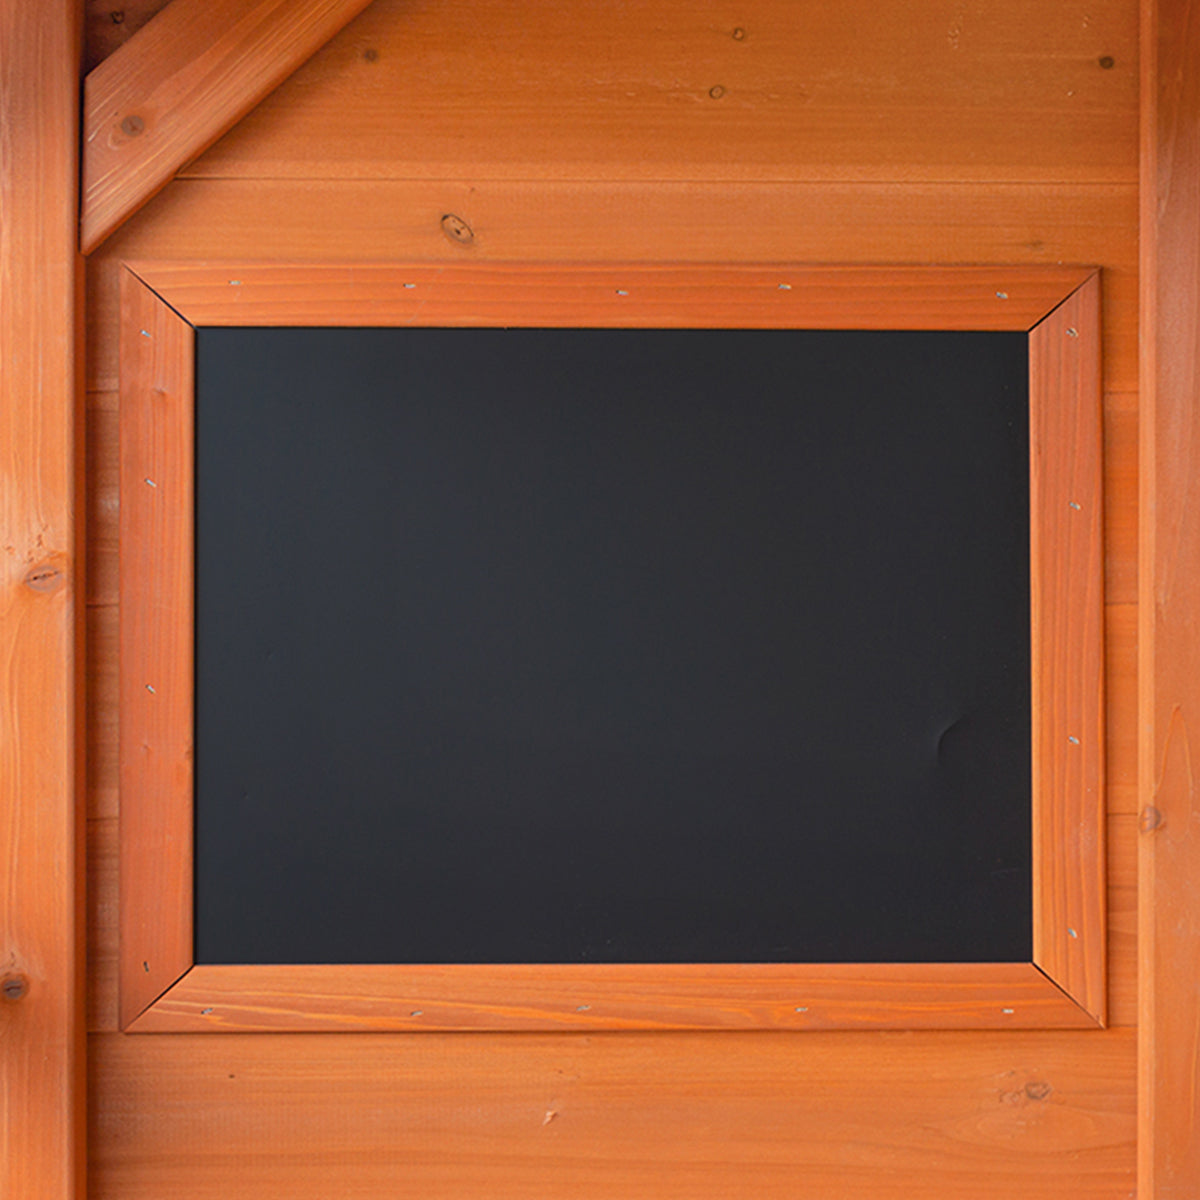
81 0 377 254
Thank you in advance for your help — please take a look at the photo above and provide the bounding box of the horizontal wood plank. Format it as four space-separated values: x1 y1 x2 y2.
182 0 1138 185
87 1027 1135 1199
85 179 1140 394
132 962 1095 1033
130 260 1094 328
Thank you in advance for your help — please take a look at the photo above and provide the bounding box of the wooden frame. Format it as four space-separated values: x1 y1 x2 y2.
118 260 1104 1034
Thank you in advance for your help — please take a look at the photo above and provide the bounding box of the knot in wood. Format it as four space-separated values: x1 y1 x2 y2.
23 560 65 594
441 213 475 246
1139 804 1165 833
2 973 30 1001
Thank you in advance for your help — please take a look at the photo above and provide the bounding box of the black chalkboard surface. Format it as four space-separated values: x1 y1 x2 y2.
193 327 1031 966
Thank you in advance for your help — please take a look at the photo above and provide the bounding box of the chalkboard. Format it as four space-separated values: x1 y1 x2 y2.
193 327 1031 966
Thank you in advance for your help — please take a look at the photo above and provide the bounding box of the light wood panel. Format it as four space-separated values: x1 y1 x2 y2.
82 0 378 251
88 1028 1136 1200
183 0 1139 185
84 180 1140 396
1138 0 1200 1191
118 273 195 1028
0 4 85 1200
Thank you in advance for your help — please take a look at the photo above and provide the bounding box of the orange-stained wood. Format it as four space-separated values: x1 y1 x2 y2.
84 179 1141 396
128 260 1094 329
81 0 377 253
88 1027 1136 1200
0 4 86 1200
118 270 195 1028
1138 0 1200 1192
183 0 1139 187
118 263 1105 1032
130 962 1094 1033
1028 276 1107 1024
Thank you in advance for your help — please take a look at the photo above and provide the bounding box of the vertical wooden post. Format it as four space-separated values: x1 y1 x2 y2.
1139 0 1200 1194
0 3 85 1199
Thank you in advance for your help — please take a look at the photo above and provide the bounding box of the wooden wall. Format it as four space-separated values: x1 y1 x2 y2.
84 1 1141 1194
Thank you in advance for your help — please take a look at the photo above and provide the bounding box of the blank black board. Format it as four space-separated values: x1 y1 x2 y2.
193 327 1032 965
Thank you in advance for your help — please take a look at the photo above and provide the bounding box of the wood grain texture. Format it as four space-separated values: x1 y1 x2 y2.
1138 0 1200 1191
80 0 1143 1188
1028 277 1107 1023
118 271 194 1028
183 0 1139 186
84 179 1141 396
81 0 377 252
129 260 1094 329
0 4 86 1200
131 962 1094 1033
88 1028 1136 1200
